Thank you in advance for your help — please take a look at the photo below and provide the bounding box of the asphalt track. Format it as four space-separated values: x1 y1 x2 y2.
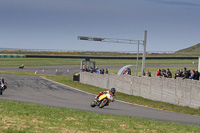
0 64 197 76
0 73 200 126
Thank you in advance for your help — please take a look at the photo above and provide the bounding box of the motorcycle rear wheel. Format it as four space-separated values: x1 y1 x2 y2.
99 99 108 108
0 90 2 95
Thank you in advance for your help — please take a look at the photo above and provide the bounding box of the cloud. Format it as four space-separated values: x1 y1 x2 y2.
146 0 200 7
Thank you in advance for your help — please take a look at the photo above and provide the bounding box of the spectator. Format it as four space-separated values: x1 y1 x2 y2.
100 69 104 74
90 67 94 73
184 67 187 73
188 70 191 78
189 70 195 79
105 69 108 74
157 69 161 76
183 67 190 79
174 70 180 79
161 69 167 77
127 67 131 75
82 63 86 72
123 69 128 75
166 68 172 78
179 69 184 77
147 71 152 77
193 69 200 80
96 68 100 73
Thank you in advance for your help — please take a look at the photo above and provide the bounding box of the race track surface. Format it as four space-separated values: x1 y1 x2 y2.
0 64 197 76
0 74 200 126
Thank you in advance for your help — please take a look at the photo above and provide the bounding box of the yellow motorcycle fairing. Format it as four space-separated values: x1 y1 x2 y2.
98 93 112 104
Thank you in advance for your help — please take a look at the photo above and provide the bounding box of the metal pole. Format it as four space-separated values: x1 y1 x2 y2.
198 57 200 72
136 40 139 76
141 30 147 76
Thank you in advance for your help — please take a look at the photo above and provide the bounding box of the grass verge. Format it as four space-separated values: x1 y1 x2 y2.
0 100 200 133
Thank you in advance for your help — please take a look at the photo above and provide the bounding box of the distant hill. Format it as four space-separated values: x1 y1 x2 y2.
176 43 200 54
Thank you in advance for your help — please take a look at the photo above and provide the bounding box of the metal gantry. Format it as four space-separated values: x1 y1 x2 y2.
78 30 147 76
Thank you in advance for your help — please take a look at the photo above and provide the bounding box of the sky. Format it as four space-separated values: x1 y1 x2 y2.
0 0 200 52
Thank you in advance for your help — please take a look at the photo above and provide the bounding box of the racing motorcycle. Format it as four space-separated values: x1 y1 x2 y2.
0 82 7 95
90 92 114 108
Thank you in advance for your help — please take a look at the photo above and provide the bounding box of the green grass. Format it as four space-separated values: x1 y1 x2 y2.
0 58 198 67
176 43 200 54
0 100 200 133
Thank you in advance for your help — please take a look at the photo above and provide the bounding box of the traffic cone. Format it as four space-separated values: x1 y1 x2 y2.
42 69 44 72
56 69 58 72
67 69 69 72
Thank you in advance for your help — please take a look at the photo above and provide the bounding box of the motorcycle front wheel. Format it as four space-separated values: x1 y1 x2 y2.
90 100 96 107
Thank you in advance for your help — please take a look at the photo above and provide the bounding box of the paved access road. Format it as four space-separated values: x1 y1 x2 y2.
0 74 200 126
0 64 197 76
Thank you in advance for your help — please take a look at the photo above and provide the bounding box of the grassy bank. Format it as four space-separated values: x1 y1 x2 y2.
0 100 200 133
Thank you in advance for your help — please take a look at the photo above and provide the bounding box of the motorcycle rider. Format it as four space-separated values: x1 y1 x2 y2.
0 77 7 89
95 88 116 106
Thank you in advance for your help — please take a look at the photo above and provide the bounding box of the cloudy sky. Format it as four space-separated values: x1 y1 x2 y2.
0 0 200 52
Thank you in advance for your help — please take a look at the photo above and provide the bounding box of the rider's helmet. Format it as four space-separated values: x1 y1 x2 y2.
110 88 116 95
0 77 4 83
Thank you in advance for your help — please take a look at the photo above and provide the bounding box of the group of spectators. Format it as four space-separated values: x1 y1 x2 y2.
82 63 200 81
82 64 108 74
123 67 131 75
155 67 200 80
156 68 172 78
95 67 108 74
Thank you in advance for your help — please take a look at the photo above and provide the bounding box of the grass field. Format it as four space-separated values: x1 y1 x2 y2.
0 58 198 67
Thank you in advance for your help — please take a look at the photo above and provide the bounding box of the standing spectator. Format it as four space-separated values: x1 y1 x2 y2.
96 68 100 73
100 69 104 74
105 69 108 74
157 69 161 76
127 67 131 75
82 63 86 72
147 71 152 77
179 69 184 77
161 69 167 77
174 70 180 79
184 67 187 73
193 69 200 80
183 67 190 79
166 68 172 78
189 70 195 79
188 70 191 78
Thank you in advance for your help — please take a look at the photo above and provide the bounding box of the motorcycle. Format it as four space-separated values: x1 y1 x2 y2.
90 92 114 108
0 82 7 95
